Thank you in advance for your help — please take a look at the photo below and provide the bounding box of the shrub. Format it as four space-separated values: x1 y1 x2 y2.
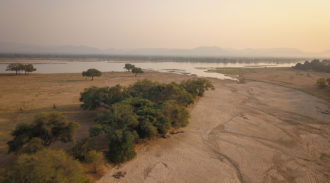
107 130 137 164
161 100 189 127
7 112 79 153
180 78 215 97
85 150 105 174
4 149 89 183
18 138 44 155
317 78 327 88
72 138 96 161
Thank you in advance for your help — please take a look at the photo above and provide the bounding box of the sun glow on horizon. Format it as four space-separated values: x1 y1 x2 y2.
0 0 329 52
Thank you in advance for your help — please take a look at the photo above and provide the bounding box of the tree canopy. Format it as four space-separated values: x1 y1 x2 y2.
80 78 214 163
131 67 144 76
82 68 102 80
124 63 135 71
7 111 79 154
3 149 88 183
6 63 37 75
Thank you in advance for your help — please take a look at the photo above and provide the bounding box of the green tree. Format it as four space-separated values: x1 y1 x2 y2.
180 78 215 97
18 138 45 155
72 138 95 161
124 63 135 71
317 78 327 88
4 149 88 183
80 85 128 110
6 63 24 75
132 67 144 77
23 64 36 75
85 150 105 174
161 100 189 127
7 112 79 153
82 68 102 80
107 130 137 163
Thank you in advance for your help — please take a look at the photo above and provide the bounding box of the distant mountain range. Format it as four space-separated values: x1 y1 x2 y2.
0 42 329 58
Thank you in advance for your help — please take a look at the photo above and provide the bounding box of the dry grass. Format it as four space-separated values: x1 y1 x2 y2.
0 72 192 169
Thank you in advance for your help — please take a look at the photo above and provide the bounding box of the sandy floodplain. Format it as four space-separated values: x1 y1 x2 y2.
0 69 329 183
98 73 330 183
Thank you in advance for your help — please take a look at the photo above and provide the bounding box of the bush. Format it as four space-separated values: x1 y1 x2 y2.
4 149 89 183
180 78 215 97
18 138 44 155
317 78 327 88
7 112 79 154
72 138 96 161
161 100 189 127
107 130 137 163
85 150 105 174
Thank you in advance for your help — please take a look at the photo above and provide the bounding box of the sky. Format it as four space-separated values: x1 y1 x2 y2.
0 0 330 52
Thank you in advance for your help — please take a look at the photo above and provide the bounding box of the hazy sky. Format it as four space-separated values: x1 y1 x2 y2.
1 0 330 52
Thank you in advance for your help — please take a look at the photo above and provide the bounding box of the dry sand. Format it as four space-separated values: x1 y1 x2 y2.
0 69 330 183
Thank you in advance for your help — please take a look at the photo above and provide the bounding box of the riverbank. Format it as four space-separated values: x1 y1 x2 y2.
0 69 329 182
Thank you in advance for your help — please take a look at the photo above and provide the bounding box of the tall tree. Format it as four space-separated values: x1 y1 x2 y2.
6 63 24 75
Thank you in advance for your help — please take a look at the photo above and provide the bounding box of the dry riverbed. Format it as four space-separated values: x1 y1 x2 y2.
0 69 329 183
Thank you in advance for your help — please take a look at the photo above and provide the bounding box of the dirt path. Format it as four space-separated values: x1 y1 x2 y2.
98 80 330 183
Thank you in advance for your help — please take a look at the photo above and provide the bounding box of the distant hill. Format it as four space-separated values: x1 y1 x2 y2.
0 42 329 58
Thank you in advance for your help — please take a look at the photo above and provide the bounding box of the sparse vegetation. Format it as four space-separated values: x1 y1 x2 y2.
80 78 214 163
316 78 328 88
82 68 102 80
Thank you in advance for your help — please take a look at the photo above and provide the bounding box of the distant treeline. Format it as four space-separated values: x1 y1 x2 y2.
293 59 330 73
0 54 303 63
6 63 36 75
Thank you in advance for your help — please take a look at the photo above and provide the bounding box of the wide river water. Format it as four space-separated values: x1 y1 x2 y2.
0 61 298 80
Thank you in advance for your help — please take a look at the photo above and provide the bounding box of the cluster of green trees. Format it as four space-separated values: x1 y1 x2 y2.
82 68 102 80
124 63 144 76
80 78 214 163
316 78 330 88
293 59 330 73
2 112 105 183
6 63 36 75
